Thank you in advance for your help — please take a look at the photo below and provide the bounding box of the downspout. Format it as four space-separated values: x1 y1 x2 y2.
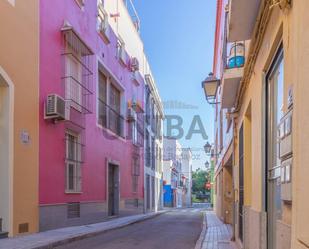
231 115 237 241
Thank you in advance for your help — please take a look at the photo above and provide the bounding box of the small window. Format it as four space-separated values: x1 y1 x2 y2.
65 131 82 193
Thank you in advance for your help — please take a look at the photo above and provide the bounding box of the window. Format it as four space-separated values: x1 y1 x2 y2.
97 69 124 137
146 132 150 167
65 44 82 112
132 157 140 193
109 84 121 135
65 131 82 193
98 72 107 127
132 118 138 145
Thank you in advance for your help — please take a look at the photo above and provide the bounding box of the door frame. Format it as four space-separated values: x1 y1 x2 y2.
106 159 120 216
265 43 284 249
0 66 14 235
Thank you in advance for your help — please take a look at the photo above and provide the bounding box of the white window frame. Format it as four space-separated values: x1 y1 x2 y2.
65 44 83 112
97 67 125 138
65 131 82 193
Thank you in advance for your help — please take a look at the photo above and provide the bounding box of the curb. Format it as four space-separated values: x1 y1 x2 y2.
194 211 207 249
32 211 168 249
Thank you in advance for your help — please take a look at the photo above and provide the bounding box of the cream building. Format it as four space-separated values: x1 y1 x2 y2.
210 0 309 248
0 0 39 236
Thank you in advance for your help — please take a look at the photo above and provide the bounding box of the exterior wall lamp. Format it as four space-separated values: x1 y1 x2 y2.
202 72 221 105
204 142 219 156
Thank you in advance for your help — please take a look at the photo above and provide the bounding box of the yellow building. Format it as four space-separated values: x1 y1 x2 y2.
209 0 309 248
0 0 39 236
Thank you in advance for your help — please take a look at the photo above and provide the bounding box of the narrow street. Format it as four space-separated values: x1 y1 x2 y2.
55 209 204 249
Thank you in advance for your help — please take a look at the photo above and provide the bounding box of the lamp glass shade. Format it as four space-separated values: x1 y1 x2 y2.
204 142 211 154
202 73 220 103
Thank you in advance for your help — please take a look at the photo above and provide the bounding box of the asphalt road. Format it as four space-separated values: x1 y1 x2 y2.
56 208 204 249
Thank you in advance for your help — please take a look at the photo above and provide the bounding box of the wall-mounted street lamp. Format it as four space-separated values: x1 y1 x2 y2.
204 142 212 154
205 161 210 169
202 72 221 105
204 141 219 157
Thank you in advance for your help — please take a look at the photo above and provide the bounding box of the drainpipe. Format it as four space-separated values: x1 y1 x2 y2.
231 115 237 242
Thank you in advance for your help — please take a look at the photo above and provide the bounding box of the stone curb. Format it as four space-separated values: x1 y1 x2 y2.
1 211 168 249
34 211 168 249
194 211 207 249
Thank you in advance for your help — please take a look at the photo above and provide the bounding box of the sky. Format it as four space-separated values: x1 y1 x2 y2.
133 0 217 171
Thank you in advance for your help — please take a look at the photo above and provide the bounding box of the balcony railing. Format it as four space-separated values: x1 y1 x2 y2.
123 0 141 32
223 41 246 70
98 100 125 138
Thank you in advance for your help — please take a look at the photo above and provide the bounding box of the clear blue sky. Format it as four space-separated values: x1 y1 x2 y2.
133 0 217 171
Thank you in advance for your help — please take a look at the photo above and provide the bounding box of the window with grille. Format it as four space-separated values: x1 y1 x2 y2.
65 132 82 193
132 119 138 145
146 132 150 167
132 157 140 193
98 72 107 127
109 84 121 135
97 70 124 137
65 44 82 112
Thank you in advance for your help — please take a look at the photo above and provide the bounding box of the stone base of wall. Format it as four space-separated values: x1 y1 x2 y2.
243 206 267 249
276 220 291 249
40 199 144 232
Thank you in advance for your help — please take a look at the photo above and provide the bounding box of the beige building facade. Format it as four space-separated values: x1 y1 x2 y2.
212 0 309 248
0 0 39 236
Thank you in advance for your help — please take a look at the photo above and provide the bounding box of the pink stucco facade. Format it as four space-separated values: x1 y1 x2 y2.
39 0 145 230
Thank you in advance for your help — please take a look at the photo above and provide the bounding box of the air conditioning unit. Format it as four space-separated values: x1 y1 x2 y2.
127 108 137 121
130 57 139 72
45 94 66 120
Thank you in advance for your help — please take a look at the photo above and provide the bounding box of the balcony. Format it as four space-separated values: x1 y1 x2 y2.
227 0 261 42
221 41 246 109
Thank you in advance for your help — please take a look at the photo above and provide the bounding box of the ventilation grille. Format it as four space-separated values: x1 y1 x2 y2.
67 202 80 219
18 223 29 234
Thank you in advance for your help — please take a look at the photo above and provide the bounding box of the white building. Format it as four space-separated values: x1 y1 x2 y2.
181 148 193 207
144 75 164 213
163 137 183 208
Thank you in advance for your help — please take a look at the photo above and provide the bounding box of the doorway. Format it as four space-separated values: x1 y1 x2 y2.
0 68 12 235
266 46 284 249
239 124 244 242
146 174 150 210
108 163 119 216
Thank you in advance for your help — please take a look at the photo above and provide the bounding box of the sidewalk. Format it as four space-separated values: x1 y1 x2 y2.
196 211 235 249
0 211 167 249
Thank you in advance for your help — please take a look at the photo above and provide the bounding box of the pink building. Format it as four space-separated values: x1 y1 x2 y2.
39 0 146 231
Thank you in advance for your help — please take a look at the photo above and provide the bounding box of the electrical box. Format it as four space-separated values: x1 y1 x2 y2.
278 109 293 202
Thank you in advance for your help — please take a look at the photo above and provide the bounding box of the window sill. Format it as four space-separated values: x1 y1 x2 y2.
96 122 126 142
65 191 82 194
